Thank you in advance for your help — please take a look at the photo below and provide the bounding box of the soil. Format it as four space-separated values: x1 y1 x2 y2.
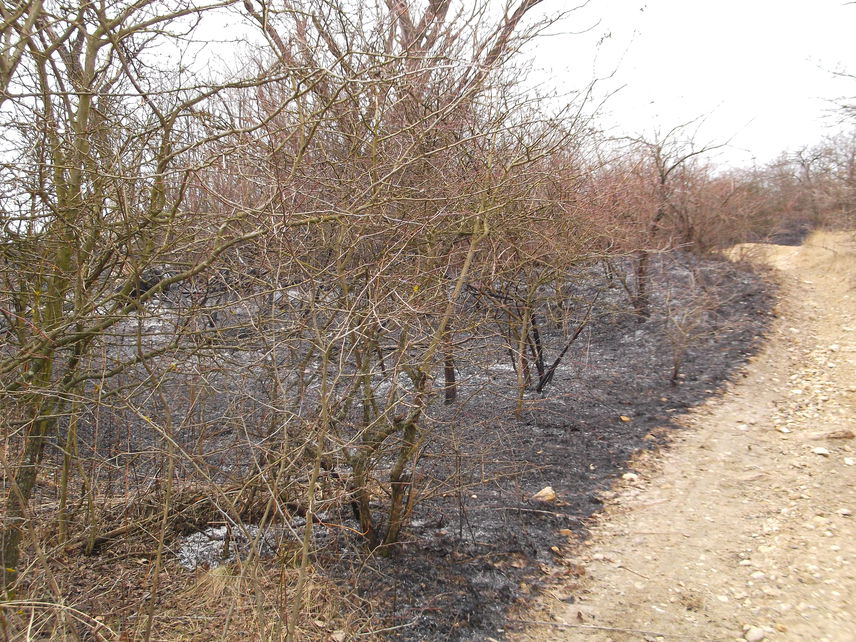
510 230 856 642
6 235 788 641
357 250 775 640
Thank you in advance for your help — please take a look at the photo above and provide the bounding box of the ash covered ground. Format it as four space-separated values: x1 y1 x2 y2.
30 248 774 641
338 251 775 641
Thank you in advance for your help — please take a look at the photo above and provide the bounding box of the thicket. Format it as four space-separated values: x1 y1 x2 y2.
0 1 853 639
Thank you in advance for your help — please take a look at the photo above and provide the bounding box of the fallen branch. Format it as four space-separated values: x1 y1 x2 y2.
491 506 586 521
536 292 599 392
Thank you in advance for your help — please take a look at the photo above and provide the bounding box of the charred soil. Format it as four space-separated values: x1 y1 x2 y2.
8 248 777 641
353 250 776 641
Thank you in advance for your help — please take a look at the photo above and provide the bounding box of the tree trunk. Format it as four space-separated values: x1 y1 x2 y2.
633 250 651 321
443 330 457 405
2 409 55 591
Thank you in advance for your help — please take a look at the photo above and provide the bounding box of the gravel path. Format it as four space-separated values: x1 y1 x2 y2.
513 230 856 642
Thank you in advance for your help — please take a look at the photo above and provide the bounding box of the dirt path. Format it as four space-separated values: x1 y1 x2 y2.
512 230 856 642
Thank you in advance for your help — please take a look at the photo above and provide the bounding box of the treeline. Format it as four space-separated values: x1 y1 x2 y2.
0 0 853 639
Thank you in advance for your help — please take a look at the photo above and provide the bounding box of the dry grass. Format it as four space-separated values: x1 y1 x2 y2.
2 483 380 642
4 559 376 640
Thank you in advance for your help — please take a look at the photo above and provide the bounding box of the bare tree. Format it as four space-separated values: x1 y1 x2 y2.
609 126 723 318
226 0 576 557
0 0 278 592
0 0 630 637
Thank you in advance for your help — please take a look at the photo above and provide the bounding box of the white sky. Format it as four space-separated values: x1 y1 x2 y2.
527 0 855 167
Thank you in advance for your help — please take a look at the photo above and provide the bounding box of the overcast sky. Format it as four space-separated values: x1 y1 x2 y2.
527 0 855 166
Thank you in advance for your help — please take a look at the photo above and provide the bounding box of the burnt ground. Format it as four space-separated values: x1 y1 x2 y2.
339 251 776 641
8 247 775 641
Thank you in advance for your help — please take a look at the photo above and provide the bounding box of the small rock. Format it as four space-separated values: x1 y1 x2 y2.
743 626 766 641
619 415 632 423
809 429 854 440
845 458 855 466
331 631 347 642
622 472 639 482
532 486 557 502
812 447 831 457
837 508 852 517
829 429 855 439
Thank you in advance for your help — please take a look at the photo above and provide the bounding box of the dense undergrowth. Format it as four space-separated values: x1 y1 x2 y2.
0 1 853 640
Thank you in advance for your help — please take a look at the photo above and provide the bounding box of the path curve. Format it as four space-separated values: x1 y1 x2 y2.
514 230 856 642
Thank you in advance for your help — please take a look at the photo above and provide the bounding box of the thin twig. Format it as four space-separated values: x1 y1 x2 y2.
492 506 587 521
617 563 650 580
